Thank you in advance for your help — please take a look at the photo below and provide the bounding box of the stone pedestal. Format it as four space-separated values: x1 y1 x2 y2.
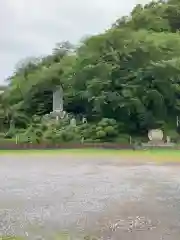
49 110 66 120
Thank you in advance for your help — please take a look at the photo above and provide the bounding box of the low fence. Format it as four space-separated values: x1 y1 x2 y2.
0 142 133 150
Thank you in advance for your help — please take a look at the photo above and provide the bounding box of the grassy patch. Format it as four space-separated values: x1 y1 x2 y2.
0 148 120 154
0 148 180 162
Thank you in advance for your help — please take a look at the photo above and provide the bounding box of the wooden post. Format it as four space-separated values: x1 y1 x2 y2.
15 135 19 144
129 136 132 145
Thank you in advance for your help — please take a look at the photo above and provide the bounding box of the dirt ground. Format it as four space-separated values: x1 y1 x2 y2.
0 152 180 239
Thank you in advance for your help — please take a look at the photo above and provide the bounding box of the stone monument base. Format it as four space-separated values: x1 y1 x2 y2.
143 129 175 148
49 110 66 119
142 141 175 148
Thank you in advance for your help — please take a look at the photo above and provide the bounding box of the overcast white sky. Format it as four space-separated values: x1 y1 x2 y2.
0 0 150 84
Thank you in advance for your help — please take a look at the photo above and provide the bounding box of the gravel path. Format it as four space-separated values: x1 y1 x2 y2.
0 153 180 239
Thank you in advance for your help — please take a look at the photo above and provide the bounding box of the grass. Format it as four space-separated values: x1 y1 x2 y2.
0 148 180 162
0 234 96 240
0 233 98 240
0 148 178 154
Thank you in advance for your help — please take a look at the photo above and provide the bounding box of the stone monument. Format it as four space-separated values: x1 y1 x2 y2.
166 136 171 143
48 85 65 120
142 129 175 147
70 117 76 127
44 86 78 127
148 129 164 143
82 117 87 124
53 85 63 113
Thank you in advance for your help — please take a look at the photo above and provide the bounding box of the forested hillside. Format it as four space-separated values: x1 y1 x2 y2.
1 0 180 143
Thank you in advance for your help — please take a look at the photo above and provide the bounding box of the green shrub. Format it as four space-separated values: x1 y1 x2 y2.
166 130 180 143
115 134 130 144
104 126 117 137
35 129 43 138
57 130 75 142
96 130 106 139
5 127 17 138
43 128 57 143
0 132 5 138
98 118 117 128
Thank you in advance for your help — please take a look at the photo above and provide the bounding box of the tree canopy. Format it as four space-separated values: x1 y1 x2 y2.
1 0 180 143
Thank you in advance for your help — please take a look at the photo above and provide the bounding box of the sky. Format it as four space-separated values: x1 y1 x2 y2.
0 0 150 84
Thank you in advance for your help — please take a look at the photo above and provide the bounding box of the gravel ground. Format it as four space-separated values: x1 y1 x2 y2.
0 153 180 239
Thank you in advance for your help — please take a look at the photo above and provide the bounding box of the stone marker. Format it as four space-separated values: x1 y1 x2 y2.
70 117 76 127
142 129 175 147
82 117 87 124
148 129 163 142
53 85 63 113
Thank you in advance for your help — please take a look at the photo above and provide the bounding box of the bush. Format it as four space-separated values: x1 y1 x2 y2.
94 118 118 142
166 130 180 143
96 130 106 139
43 128 57 143
35 129 43 138
104 126 117 137
98 118 117 128
57 130 75 142
0 132 5 138
115 134 130 144
10 117 126 144
5 127 17 138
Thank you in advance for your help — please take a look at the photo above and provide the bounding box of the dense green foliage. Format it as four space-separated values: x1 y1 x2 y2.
1 0 180 143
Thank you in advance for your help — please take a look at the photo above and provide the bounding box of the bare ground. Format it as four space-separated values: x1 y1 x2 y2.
0 152 180 239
